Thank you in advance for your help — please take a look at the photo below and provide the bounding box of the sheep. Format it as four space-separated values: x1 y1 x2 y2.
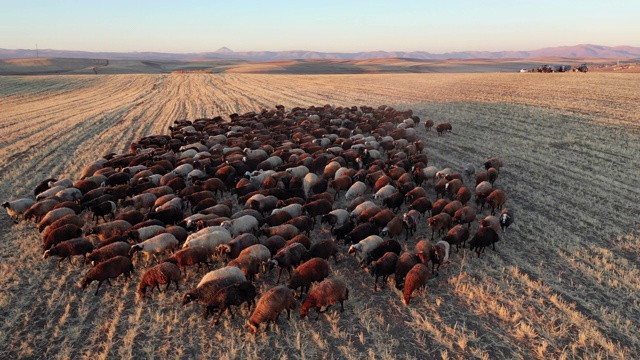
43 238 93 268
55 187 82 203
198 266 247 288
487 167 499 185
216 233 260 260
285 234 312 250
147 206 183 226
80 256 134 296
183 231 232 255
96 235 128 249
344 222 379 245
442 200 463 217
369 252 398 291
260 236 287 257
452 206 477 228
302 239 340 264
499 208 514 233
424 119 434 131
303 173 320 197
285 165 309 179
85 241 131 266
186 225 230 243
369 209 394 228
34 178 58 196
183 277 244 320
427 213 452 240
53 201 82 215
399 210 418 241
85 220 132 242
348 235 384 267
123 193 157 212
431 241 450 275
373 184 396 201
320 209 349 230
300 278 349 320
36 185 67 201
469 227 500 257
163 246 212 275
228 255 262 282
456 186 472 205
248 285 296 333
403 263 429 305
43 224 83 251
435 122 452 136
23 198 60 223
463 163 475 177
206 281 258 325
126 225 166 243
344 181 366 201
442 224 470 252
382 192 404 213
301 199 333 225
380 216 404 240
37 207 75 233
394 252 419 290
404 187 427 204
355 206 382 224
349 200 377 219
287 257 331 294
129 233 179 266
271 203 303 219
137 262 182 298
2 198 35 223
486 189 507 215
249 195 278 214
221 215 260 237
267 242 307 283
415 238 433 265
261 224 300 240
479 215 501 233
90 201 117 224
408 197 432 217
484 157 503 172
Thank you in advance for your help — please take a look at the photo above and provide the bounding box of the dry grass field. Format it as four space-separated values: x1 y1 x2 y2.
0 73 639 359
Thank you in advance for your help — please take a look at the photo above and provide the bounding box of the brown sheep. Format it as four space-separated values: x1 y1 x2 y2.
217 233 260 260
80 256 134 296
456 186 472 205
137 262 182 298
302 240 340 264
182 277 243 320
261 235 287 256
285 234 312 250
43 224 83 251
206 281 258 325
380 216 404 239
327 175 353 199
424 119 434 131
228 255 262 282
43 237 94 267
300 278 349 320
484 157 503 172
394 252 419 290
267 242 307 283
442 224 470 252
452 206 477 228
487 167 499 185
427 213 452 240
85 241 131 266
431 198 449 217
479 215 501 233
403 263 429 305
445 179 463 199
435 123 452 136
369 209 395 228
287 257 331 294
248 285 296 333
302 199 333 224
434 178 448 199
408 197 432 216
85 220 133 242
23 198 60 223
415 239 433 265
163 246 211 276
469 227 500 257
369 252 398 291
37 207 75 233
486 189 507 215
442 200 463 217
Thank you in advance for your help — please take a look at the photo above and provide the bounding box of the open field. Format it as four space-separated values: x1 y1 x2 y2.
0 73 639 359
0 57 636 75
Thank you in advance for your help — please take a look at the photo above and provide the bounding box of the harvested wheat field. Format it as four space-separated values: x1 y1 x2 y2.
0 73 639 359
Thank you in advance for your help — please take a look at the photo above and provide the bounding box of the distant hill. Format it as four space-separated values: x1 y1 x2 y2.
1 44 639 61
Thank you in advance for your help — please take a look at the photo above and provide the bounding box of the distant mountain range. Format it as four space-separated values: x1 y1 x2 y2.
1 44 639 61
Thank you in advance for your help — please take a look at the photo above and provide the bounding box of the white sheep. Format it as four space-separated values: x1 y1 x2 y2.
141 174 162 186
345 181 366 201
172 163 194 177
129 233 179 265
80 159 108 179
347 235 384 266
36 185 67 201
265 156 283 168
179 149 198 160
2 198 36 223
55 187 82 202
123 165 147 175
419 166 439 183
49 178 73 189
198 266 246 288
183 231 232 255
155 197 183 212
244 148 268 158
248 170 276 187
374 185 396 201
221 215 260 237
303 173 320 197
127 225 166 242
186 169 205 183
123 193 157 212
285 165 309 179
350 201 377 218
238 244 271 263
436 167 455 179
322 209 350 228
185 226 230 243
154 194 178 208
270 203 303 219
334 167 350 180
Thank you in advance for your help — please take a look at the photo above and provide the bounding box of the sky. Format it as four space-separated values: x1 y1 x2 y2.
1 0 638 53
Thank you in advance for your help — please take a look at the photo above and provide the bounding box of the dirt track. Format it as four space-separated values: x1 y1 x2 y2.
0 73 639 359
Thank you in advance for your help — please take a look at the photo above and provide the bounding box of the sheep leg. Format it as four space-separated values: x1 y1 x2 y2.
214 307 225 325
276 268 283 283
94 281 103 296
174 281 179 291
374 276 378 291
340 300 345 312
315 307 321 321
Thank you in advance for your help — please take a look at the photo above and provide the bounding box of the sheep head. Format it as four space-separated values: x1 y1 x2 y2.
42 250 51 259
1 202 9 208
182 292 196 305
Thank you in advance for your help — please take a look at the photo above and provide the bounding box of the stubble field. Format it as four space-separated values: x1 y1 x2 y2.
0 73 639 359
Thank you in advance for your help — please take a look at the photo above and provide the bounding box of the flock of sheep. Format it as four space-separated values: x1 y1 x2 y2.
2 104 514 333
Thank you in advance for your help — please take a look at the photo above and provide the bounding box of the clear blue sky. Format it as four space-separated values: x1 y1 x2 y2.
1 0 638 53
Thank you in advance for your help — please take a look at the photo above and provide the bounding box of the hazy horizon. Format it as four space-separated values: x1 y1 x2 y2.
1 0 638 54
